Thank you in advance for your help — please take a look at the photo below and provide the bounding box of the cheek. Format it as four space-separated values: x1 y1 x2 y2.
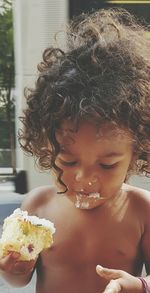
103 166 130 190
100 171 125 197
99 163 131 188
55 156 75 179
61 169 75 183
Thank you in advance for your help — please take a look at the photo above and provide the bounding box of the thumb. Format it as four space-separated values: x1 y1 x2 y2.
96 265 123 280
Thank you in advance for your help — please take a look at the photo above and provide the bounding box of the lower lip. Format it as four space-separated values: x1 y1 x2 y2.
75 192 104 209
77 192 101 198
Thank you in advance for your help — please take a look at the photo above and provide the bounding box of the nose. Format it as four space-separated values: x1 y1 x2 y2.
75 168 99 189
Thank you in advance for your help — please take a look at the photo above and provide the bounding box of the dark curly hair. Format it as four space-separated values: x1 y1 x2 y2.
19 7 150 187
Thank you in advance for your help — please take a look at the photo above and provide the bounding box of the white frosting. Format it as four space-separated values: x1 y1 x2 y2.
84 192 101 199
75 192 103 209
9 208 56 234
77 202 90 209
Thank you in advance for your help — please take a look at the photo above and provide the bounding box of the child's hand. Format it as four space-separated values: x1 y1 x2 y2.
96 265 143 292
0 252 36 275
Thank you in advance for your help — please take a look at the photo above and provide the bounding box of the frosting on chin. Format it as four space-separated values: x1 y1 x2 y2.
74 192 104 210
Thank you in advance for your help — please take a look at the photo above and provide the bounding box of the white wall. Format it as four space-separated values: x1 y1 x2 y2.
13 0 68 190
130 175 150 191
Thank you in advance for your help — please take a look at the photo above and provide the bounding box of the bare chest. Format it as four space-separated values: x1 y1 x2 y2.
36 205 142 293
40 208 141 270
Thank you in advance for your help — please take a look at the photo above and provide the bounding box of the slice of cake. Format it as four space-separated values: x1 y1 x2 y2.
0 208 56 261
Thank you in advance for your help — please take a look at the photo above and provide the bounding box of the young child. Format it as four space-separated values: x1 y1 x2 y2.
0 7 150 293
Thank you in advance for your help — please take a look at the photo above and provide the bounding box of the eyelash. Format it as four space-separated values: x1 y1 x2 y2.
100 163 117 170
59 160 117 169
60 160 77 166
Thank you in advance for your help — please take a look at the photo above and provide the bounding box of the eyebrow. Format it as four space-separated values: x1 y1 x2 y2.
102 152 124 158
60 148 124 158
59 147 71 154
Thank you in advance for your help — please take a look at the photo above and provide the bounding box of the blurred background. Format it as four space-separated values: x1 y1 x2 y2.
0 0 150 195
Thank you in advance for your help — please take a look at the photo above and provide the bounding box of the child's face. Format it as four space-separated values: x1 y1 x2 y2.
55 121 134 210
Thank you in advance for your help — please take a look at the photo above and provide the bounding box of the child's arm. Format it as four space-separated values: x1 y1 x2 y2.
0 185 56 287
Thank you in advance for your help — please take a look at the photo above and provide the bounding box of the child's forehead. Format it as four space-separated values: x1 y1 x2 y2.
96 123 134 142
56 120 134 145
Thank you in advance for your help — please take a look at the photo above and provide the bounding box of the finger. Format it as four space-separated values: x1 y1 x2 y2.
0 252 20 271
0 253 36 274
96 265 123 280
10 258 37 274
103 279 121 293
8 251 21 259
12 263 33 274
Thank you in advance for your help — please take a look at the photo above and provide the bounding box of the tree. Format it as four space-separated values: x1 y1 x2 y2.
0 0 15 171
0 0 12 15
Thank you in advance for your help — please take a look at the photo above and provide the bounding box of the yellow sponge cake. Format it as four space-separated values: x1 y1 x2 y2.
0 208 56 260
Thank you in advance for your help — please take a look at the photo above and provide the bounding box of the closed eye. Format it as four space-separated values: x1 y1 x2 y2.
59 159 77 166
100 163 117 170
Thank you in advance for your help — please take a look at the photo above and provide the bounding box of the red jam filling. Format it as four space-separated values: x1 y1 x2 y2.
28 244 34 253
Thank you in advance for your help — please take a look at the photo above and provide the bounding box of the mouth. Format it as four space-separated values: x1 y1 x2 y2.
76 192 101 199
74 191 104 209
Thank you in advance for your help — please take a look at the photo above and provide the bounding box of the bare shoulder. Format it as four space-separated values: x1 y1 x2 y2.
124 184 150 274
124 183 150 210
21 185 57 215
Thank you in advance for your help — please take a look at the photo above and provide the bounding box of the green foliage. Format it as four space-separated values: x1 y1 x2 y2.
0 6 14 93
0 0 12 15
0 1 15 169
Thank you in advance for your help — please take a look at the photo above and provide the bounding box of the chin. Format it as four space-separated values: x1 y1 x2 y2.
76 202 102 210
69 194 105 210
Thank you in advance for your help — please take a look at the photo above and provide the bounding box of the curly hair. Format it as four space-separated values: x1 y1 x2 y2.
19 7 150 186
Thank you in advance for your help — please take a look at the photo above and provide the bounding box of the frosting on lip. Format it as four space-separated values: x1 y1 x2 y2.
74 192 104 209
76 192 101 199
